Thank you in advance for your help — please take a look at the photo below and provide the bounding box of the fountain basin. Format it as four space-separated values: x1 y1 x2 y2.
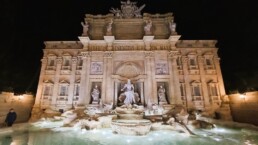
111 119 151 136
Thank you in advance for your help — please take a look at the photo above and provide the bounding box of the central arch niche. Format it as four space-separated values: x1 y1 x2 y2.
115 62 142 78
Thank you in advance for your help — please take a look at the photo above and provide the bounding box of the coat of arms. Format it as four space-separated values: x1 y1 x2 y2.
110 0 145 19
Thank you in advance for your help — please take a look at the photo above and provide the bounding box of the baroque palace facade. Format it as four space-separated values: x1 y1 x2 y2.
34 0 226 112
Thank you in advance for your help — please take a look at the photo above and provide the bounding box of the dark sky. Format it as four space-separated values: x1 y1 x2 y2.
1 0 258 94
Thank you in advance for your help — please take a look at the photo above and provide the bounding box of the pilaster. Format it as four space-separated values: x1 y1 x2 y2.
51 57 62 107
168 51 182 105
144 51 155 104
182 56 193 109
103 51 113 104
197 56 210 108
34 57 47 107
67 57 77 106
77 52 91 106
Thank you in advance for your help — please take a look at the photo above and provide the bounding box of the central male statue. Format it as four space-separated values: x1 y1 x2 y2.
121 79 136 105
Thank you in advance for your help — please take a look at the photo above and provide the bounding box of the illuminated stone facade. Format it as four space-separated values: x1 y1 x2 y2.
34 1 226 112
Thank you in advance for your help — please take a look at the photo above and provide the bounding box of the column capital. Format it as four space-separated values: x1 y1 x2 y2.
56 57 62 64
81 51 91 58
144 51 154 58
72 57 77 64
182 56 188 63
197 56 204 63
104 51 113 58
168 51 180 58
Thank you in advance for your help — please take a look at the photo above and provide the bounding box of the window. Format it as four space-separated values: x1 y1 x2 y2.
206 59 211 65
193 85 201 96
59 86 68 96
209 85 218 96
190 58 196 66
64 59 70 66
49 60 55 66
43 86 52 96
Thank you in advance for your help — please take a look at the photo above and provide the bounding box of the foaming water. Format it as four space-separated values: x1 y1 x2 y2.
0 124 258 145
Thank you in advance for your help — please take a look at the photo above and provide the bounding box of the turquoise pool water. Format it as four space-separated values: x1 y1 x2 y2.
0 124 258 145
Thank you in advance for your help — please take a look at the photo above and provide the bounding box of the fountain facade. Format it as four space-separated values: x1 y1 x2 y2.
32 0 230 123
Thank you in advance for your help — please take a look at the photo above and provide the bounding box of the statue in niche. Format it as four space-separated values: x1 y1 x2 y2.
119 79 140 105
158 85 167 104
106 19 113 36
81 21 89 36
91 85 100 104
169 20 177 35
144 20 152 35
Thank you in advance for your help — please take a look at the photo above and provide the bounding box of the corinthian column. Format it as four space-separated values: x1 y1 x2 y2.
67 57 77 107
51 57 62 108
77 52 91 107
144 51 155 104
182 56 193 108
103 51 113 104
168 51 182 105
197 56 210 108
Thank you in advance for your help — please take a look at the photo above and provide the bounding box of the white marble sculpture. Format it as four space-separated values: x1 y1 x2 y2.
121 79 136 105
158 86 167 104
91 85 100 104
81 21 89 36
144 20 152 35
106 19 113 36
169 20 177 35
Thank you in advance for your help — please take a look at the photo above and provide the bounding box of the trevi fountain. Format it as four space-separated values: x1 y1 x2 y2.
1 1 258 145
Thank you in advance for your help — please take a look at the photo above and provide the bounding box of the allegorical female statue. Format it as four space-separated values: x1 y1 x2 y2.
121 79 136 105
158 85 167 104
81 21 89 36
144 20 152 35
91 85 100 104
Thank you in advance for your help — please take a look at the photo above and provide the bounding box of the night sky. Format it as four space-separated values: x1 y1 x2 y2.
1 0 258 94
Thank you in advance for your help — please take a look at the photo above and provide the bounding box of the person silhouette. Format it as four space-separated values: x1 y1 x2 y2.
5 108 17 127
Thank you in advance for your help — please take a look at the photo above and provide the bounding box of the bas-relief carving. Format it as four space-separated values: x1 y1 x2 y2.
90 62 103 75
156 62 169 75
